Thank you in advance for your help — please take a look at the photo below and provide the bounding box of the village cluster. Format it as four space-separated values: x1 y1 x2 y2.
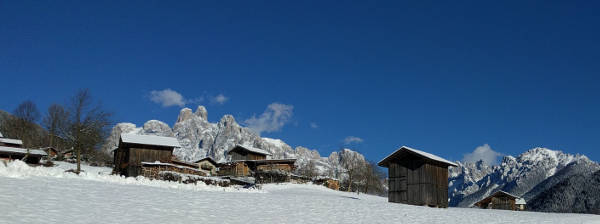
1 132 526 211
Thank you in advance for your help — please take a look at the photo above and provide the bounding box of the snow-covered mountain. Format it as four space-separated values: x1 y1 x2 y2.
102 106 365 179
449 147 600 207
527 169 600 214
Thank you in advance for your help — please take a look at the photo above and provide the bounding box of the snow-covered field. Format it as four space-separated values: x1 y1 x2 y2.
0 161 598 224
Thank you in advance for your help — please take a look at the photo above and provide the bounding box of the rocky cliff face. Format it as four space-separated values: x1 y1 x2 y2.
102 106 365 179
449 147 599 208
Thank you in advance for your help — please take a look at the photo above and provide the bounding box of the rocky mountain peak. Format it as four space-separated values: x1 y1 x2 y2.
194 106 208 121
142 120 173 137
219 114 237 127
449 146 598 208
176 108 194 123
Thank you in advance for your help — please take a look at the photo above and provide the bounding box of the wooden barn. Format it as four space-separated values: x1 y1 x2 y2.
218 161 251 177
220 145 297 179
0 137 47 164
378 146 457 208
251 159 296 173
228 144 271 161
194 157 218 176
113 133 181 177
475 190 526 211
40 147 60 159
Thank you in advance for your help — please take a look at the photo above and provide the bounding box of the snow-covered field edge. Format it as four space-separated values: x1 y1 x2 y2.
0 160 262 193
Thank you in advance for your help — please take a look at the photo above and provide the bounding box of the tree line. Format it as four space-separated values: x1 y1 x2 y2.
296 152 387 196
0 89 113 173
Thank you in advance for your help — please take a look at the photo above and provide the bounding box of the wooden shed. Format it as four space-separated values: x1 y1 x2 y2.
378 146 457 207
228 145 271 161
113 133 181 177
218 161 251 177
194 157 218 176
40 147 60 159
475 190 526 211
0 137 47 164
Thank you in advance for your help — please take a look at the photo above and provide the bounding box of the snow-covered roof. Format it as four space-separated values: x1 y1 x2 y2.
229 144 272 156
0 138 23 146
120 133 181 148
476 190 524 205
378 146 458 167
193 157 218 165
0 146 47 156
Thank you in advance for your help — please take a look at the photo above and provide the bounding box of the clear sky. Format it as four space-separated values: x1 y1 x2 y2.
1 1 599 163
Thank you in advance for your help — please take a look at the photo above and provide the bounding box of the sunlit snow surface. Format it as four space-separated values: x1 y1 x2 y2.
0 161 598 224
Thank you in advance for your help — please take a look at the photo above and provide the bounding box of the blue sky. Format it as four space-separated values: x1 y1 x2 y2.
1 1 599 163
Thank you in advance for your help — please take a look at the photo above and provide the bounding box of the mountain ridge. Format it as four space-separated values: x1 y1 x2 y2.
449 147 600 210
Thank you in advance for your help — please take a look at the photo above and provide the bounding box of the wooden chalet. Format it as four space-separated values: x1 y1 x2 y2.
40 147 60 158
219 145 297 179
378 146 457 208
113 133 181 177
218 161 250 177
194 157 218 176
475 190 526 211
0 137 47 164
228 144 271 161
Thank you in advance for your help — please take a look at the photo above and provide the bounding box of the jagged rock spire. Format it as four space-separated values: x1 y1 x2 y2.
176 108 193 123
194 106 208 121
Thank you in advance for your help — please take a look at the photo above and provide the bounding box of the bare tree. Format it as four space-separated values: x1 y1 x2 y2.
4 100 43 147
360 161 386 195
341 151 365 192
42 104 70 150
298 159 318 179
65 89 112 173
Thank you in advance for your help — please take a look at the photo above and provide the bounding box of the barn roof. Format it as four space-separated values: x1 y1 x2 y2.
193 157 218 165
120 133 181 148
476 190 523 206
228 144 272 156
0 138 23 146
378 146 458 167
0 146 47 156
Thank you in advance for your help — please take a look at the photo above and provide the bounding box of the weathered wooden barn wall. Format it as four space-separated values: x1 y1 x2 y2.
230 150 266 161
475 191 519 210
113 140 174 177
379 146 458 208
218 162 250 176
491 196 515 210
197 160 217 175
388 155 449 207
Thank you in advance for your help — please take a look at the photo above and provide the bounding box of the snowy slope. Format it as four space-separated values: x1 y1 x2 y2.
101 106 366 180
1 161 598 224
